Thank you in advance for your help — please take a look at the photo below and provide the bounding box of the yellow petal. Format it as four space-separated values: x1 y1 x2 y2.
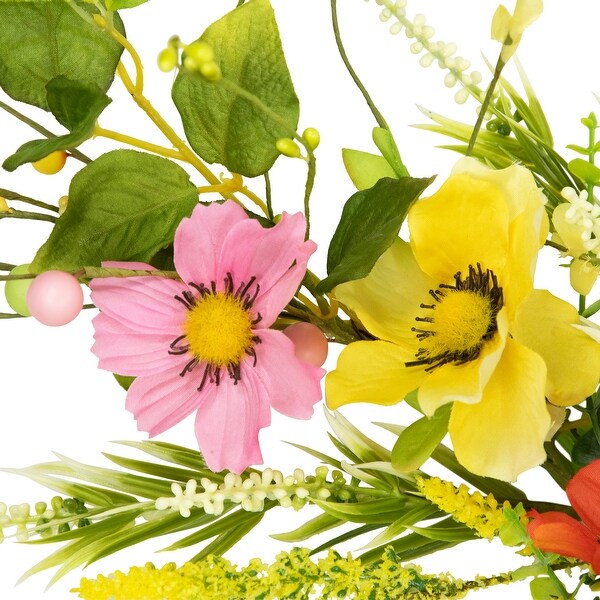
512 0 544 33
325 340 426 410
408 172 510 283
491 4 512 42
511 290 600 406
335 239 435 347
552 203 588 256
418 307 509 416
449 337 550 481
451 158 545 317
570 258 598 296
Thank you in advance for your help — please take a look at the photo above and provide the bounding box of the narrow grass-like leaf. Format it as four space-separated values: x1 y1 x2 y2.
271 512 343 543
284 442 343 470
309 524 380 555
114 440 210 472
310 497 412 525
102 453 207 483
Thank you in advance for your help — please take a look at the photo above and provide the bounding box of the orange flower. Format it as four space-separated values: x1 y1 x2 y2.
528 460 600 572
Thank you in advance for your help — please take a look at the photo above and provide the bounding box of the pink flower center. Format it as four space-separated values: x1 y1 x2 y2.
169 273 262 390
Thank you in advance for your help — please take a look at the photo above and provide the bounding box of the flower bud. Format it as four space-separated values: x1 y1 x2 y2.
302 127 320 150
199 61 222 81
157 46 178 72
276 138 301 158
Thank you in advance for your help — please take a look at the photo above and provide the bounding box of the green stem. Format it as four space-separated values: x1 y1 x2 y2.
544 239 568 253
330 0 389 130
587 393 600 448
303 150 316 240
466 55 505 156
0 262 17 271
0 209 57 223
579 294 586 315
0 188 59 213
264 172 273 221
0 312 25 319
0 100 92 165
542 442 574 490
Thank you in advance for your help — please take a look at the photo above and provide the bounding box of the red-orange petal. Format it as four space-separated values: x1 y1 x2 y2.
567 460 600 535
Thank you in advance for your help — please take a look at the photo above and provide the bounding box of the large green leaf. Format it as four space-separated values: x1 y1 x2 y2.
391 404 451 472
106 0 149 9
31 150 198 272
172 0 299 177
317 176 434 293
3 77 110 171
0 0 124 110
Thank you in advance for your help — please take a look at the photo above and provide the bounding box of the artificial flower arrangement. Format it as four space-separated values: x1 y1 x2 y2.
1 0 600 598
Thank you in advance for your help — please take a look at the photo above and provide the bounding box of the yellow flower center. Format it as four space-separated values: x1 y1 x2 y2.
184 292 254 367
168 274 262 390
407 264 503 371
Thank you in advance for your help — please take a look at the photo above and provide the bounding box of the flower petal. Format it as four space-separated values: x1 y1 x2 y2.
528 511 598 567
326 340 426 410
448 337 550 481
408 170 510 283
126 366 209 437
92 314 177 376
194 373 271 473
90 276 185 335
218 212 315 325
511 290 600 406
252 329 323 419
567 460 600 536
174 201 248 285
335 239 435 347
418 308 509 416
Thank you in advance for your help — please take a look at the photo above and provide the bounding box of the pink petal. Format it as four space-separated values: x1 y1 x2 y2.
91 276 185 335
174 201 248 285
217 212 315 324
194 373 271 473
126 364 210 436
92 314 177 376
252 329 323 418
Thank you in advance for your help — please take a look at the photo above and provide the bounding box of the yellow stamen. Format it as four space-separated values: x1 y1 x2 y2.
184 294 254 366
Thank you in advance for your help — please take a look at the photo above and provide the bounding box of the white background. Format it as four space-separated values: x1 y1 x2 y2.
0 0 599 598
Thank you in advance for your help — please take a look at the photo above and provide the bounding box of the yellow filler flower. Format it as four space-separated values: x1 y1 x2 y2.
326 158 600 482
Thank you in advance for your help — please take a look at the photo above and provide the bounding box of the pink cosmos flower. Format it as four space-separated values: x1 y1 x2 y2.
90 201 324 473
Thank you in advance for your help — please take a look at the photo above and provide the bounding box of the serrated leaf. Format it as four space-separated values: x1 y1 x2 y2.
0 0 124 110
342 148 398 190
172 0 298 177
372 127 409 177
317 176 434 293
568 158 600 185
31 150 198 272
391 404 451 472
3 77 110 171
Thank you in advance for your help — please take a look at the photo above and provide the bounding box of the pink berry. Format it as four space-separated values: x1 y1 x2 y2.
283 322 328 367
26 270 83 326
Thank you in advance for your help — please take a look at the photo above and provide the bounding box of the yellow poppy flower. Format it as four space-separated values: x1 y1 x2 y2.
326 158 600 482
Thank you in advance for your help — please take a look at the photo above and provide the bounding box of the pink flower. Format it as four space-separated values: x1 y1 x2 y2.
90 201 324 473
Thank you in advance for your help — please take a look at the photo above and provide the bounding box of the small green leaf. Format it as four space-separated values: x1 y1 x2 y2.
0 0 124 110
106 0 149 8
31 150 198 272
113 373 135 391
342 148 398 190
566 144 589 155
391 404 451 472
172 0 299 177
3 77 110 171
568 158 600 185
372 127 409 177
530 577 562 600
571 429 600 466
317 176 434 293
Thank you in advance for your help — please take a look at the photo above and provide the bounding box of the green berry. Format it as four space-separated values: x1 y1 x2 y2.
276 138 301 158
4 264 33 316
157 46 178 72
185 41 214 65
302 127 320 150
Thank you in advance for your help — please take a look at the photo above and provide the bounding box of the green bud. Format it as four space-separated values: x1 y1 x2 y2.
276 138 301 158
302 127 320 150
34 502 47 515
185 41 214 65
199 61 222 81
157 46 178 72
315 466 329 480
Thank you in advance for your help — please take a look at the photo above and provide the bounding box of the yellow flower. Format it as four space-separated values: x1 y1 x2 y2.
491 0 543 63
326 158 600 482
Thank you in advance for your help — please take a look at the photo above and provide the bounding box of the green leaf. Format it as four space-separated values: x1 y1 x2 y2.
372 127 409 177
530 577 562 600
568 158 600 185
272 513 342 543
571 429 600 466
106 0 149 8
342 148 399 190
317 176 434 293
31 150 198 272
171 0 299 177
0 0 124 110
391 404 451 472
566 144 589 156
113 373 135 391
3 77 110 171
